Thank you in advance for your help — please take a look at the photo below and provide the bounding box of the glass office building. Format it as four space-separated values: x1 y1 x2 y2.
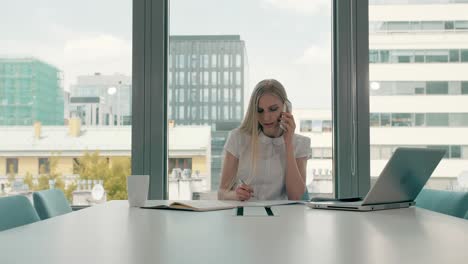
0 58 64 126
168 35 247 191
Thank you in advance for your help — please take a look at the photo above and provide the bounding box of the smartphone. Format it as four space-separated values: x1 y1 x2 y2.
279 101 292 130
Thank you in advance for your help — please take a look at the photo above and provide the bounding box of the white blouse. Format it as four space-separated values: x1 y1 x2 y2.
223 128 311 200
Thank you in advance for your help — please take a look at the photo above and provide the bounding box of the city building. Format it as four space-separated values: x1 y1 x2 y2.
69 72 131 126
295 109 333 195
168 35 247 192
0 57 64 126
69 96 113 126
294 0 468 194
0 122 212 201
369 0 468 190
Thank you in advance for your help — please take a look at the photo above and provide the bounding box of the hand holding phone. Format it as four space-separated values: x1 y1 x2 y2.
280 101 292 130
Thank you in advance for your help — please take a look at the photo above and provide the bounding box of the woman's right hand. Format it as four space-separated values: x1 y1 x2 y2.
235 183 254 201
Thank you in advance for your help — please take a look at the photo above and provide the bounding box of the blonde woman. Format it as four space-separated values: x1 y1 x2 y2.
218 79 311 201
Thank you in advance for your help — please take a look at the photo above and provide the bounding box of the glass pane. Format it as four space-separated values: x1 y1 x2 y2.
427 113 449 126
448 81 461 94
425 50 449 63
454 21 468 30
462 82 468 94
414 54 425 63
381 113 391 127
0 1 132 205
415 113 426 126
451 145 461 158
370 113 380 126
369 50 379 63
449 113 468 126
426 82 449 94
449 50 460 62
462 146 468 159
392 113 412 127
395 82 417 95
380 50 390 62
300 120 313 132
421 21 445 31
445 21 454 30
387 21 410 31
391 50 413 63
461 50 468 62
369 1 468 191
170 0 333 200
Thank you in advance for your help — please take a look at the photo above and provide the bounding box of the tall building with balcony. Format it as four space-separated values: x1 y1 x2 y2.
368 0 468 190
299 1 468 195
0 58 64 126
168 35 247 191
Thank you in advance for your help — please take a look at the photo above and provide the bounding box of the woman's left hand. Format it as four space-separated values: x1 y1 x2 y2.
280 112 296 145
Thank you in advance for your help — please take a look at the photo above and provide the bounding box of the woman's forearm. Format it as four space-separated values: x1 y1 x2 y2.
218 189 238 200
284 143 306 200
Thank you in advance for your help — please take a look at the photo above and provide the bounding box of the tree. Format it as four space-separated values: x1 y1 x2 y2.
23 172 34 191
104 157 131 200
76 151 131 201
75 151 109 182
64 182 77 202
33 154 74 201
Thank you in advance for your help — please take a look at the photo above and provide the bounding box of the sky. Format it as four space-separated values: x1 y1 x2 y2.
0 0 332 109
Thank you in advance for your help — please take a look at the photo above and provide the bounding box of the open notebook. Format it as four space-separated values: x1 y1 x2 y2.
141 200 301 212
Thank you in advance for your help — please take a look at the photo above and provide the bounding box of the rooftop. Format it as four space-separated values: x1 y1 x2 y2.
0 125 211 156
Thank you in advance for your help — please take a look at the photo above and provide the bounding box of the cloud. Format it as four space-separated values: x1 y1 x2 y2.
248 51 332 109
61 34 132 88
63 34 131 64
261 0 330 15
295 44 330 66
0 32 131 91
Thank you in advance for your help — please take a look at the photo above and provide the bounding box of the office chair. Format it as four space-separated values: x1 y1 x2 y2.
415 188 468 219
0 195 40 231
33 189 72 220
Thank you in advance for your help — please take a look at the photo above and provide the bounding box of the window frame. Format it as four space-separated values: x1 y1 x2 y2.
132 0 371 199
333 0 370 199
132 0 169 199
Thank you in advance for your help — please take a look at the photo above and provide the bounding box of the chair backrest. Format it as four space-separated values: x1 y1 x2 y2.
415 188 468 219
33 189 72 220
0 195 40 232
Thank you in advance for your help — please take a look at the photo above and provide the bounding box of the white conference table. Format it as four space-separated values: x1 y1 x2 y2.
0 200 467 264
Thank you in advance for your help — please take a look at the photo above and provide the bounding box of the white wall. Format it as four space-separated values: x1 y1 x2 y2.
370 4 468 21
370 127 468 145
371 64 468 81
370 96 468 113
370 34 468 50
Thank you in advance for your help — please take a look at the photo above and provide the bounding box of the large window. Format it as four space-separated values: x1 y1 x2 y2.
5 158 18 175
369 113 468 127
369 1 468 191
168 0 333 200
370 49 468 63
0 1 132 205
369 81 468 95
370 20 468 33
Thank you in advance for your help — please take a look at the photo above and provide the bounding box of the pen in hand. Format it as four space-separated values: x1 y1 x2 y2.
239 179 255 198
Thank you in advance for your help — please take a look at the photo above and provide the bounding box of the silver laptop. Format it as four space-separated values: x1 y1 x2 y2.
307 147 446 211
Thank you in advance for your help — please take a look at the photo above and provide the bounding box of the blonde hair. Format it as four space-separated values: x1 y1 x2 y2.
226 79 289 190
